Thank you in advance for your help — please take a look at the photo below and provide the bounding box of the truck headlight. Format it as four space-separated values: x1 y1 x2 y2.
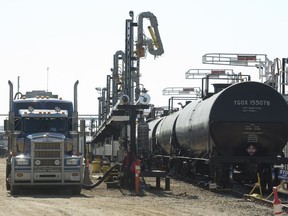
54 159 61 166
35 160 41 166
66 158 80 166
16 158 30 166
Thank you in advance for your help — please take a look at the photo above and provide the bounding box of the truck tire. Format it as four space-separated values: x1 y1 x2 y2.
10 185 20 195
71 185 81 195
6 163 11 191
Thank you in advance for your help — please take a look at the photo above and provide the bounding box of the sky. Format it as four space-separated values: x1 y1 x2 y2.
0 0 288 124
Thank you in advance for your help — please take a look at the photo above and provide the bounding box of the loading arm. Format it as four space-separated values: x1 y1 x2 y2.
137 11 164 57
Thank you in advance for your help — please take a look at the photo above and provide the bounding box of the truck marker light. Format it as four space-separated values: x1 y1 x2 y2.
55 107 61 112
28 106 34 112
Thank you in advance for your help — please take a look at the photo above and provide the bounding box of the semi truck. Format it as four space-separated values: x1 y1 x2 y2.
5 80 84 195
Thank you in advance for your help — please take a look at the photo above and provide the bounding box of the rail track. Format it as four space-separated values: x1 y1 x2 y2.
243 187 288 213
170 173 288 214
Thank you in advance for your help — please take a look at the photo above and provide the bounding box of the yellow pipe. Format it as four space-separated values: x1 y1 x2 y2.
148 26 159 48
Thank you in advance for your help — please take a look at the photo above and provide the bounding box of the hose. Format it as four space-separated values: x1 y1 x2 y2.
82 163 120 190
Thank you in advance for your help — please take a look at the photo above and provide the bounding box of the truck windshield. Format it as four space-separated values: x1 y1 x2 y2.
22 118 68 133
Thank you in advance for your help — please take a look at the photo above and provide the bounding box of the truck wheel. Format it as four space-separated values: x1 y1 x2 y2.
6 163 11 191
10 185 20 195
6 178 11 191
6 174 11 191
71 185 81 195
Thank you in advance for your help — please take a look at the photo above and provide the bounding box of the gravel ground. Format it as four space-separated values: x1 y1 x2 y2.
0 158 274 215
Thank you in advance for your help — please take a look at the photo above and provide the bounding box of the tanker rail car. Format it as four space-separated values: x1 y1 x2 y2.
148 81 288 190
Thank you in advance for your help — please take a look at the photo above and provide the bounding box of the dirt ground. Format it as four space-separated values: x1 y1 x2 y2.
0 157 274 216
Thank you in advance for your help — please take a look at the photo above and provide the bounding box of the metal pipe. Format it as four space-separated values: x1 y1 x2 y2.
17 76 20 99
98 96 102 126
74 80 79 112
8 80 16 153
72 80 79 131
113 50 125 106
80 119 86 157
137 11 164 56
8 80 15 148
101 88 106 123
282 58 286 94
106 75 111 119
8 80 13 112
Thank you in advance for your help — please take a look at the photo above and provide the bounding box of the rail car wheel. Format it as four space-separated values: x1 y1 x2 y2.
215 165 229 189
167 158 174 173
260 166 273 193
174 160 182 178
189 162 196 179
181 161 190 177
246 163 258 183
272 168 281 190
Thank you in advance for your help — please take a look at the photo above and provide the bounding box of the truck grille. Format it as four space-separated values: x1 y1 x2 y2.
35 142 60 150
34 151 61 158
33 141 62 167
36 159 59 166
